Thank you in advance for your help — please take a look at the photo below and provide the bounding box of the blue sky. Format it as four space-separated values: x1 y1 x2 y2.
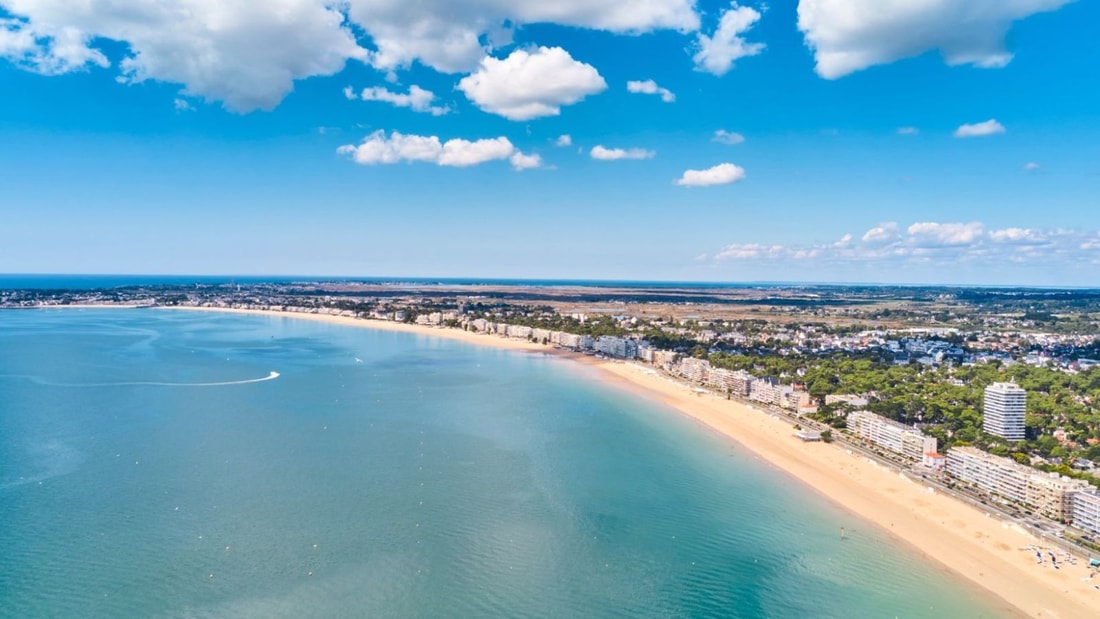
1 0 1097 285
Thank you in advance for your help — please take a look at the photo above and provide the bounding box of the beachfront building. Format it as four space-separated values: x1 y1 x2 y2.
729 370 754 396
704 368 754 396
556 332 593 350
945 446 1088 520
1071 490 1100 535
749 377 788 407
983 382 1027 441
676 357 710 384
946 446 1029 505
847 410 937 461
1026 473 1091 522
783 390 814 412
652 350 680 371
594 336 639 359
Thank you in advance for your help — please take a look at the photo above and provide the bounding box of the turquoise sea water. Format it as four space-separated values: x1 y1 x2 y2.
0 310 1010 618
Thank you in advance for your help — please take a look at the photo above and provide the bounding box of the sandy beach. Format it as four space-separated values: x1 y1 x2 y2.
165 307 1098 618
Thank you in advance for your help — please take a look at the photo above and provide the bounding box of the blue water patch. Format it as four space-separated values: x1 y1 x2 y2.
0 309 1009 617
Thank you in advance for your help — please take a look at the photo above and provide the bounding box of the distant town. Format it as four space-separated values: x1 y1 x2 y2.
6 280 1100 552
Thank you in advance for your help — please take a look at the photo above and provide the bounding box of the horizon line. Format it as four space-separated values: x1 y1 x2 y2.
3 273 1100 291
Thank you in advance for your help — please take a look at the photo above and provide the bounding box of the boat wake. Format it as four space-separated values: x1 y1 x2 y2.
0 371 280 388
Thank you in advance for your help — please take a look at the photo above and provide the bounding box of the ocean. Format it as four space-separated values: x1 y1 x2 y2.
0 309 1007 617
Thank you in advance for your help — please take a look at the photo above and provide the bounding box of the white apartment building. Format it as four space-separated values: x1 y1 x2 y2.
652 350 680 370
704 368 753 396
594 336 639 359
983 382 1027 441
1027 473 1091 522
749 378 794 408
946 446 1029 505
677 357 710 384
848 410 937 461
945 446 1088 520
1072 489 1100 535
729 370 754 396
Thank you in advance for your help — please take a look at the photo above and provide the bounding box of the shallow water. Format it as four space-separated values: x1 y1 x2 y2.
0 309 1007 617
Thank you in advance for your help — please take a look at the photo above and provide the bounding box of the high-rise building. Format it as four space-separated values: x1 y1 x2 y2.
983 382 1027 441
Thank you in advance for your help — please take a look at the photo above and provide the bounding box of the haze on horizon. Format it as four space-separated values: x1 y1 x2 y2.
1 1 1097 287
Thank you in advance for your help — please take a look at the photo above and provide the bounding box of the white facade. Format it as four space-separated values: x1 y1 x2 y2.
848 410 937 461
983 382 1027 441
594 336 639 359
1072 490 1100 535
945 446 1088 520
677 357 709 383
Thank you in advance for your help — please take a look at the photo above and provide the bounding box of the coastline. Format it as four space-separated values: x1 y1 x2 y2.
150 307 1097 617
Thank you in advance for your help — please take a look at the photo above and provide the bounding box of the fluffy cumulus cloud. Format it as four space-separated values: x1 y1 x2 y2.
457 47 607 120
555 134 573 147
590 145 655 161
338 130 539 170
0 0 366 112
797 0 1074 79
0 0 696 111
712 221 1100 267
346 0 699 74
954 119 1006 138
861 222 900 244
712 129 745 144
675 162 746 186
344 84 449 115
693 2 765 76
907 221 984 246
626 79 675 102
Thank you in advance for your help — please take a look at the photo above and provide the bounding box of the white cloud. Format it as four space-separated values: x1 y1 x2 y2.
174 98 194 112
907 222 984 247
0 1 366 112
988 227 1047 244
555 134 573 147
712 130 745 144
0 16 108 74
438 136 516 167
861 222 899 244
1024 161 1041 171
954 119 1006 138
346 0 699 74
0 1 697 111
626 79 675 102
693 2 765 76
457 46 607 120
797 0 1073 79
509 151 543 171
715 244 787 261
675 163 746 187
712 221 1100 268
338 130 534 170
346 84 449 115
590 145 655 161
897 126 919 136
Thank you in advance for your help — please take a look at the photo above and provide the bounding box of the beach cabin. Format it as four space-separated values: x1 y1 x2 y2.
796 430 822 442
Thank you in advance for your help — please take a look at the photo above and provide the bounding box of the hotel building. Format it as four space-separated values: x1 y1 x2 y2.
1072 490 1100 535
945 446 1089 520
983 382 1027 441
847 410 937 461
